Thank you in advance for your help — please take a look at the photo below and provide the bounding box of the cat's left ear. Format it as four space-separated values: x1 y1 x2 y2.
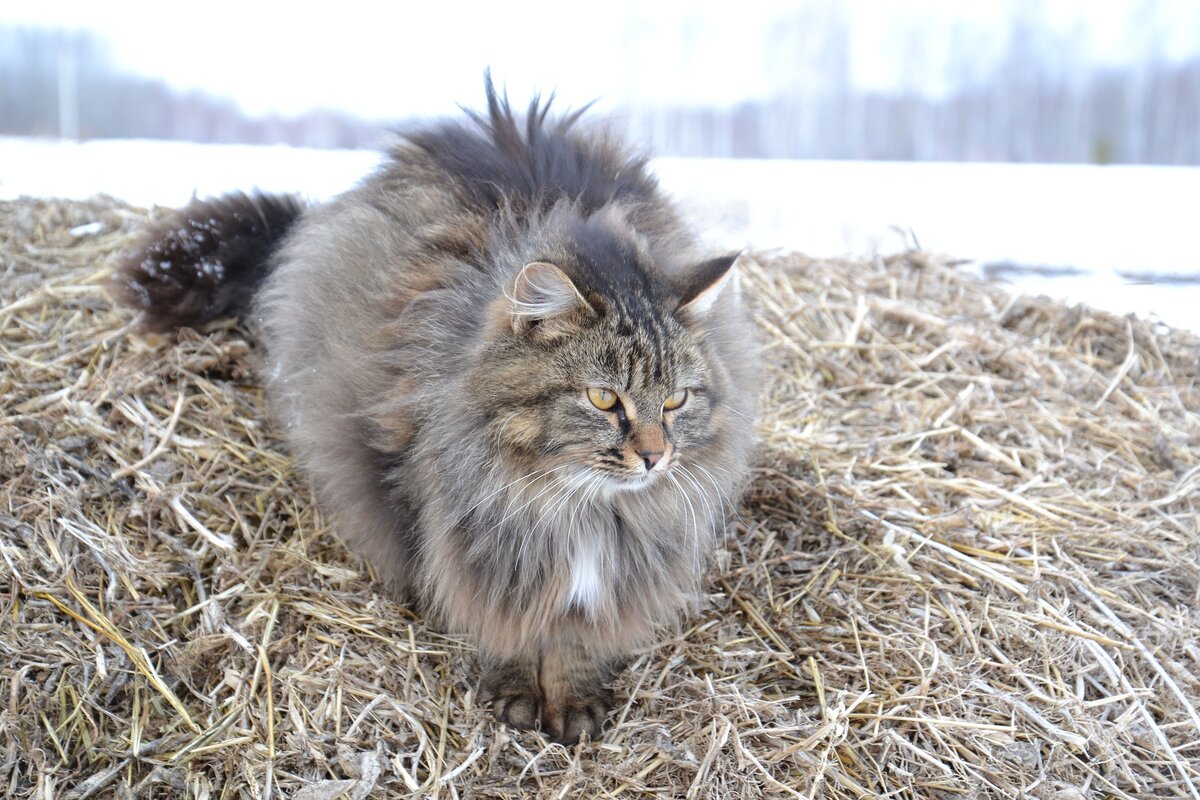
677 253 741 316
509 260 594 337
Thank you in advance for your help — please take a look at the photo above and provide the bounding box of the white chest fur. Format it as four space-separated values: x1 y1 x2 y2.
566 535 604 615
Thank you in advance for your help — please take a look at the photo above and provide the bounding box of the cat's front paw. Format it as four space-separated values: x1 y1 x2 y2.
479 664 542 732
488 689 542 731
542 692 612 745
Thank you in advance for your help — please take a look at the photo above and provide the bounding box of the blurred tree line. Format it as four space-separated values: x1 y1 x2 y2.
0 26 384 149
625 58 1199 163
626 1 1200 164
2 19 1197 163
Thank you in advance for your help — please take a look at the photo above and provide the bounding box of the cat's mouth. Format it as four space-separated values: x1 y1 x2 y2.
604 465 668 493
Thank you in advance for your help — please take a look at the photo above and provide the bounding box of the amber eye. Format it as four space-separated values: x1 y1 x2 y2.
587 387 618 411
663 388 688 411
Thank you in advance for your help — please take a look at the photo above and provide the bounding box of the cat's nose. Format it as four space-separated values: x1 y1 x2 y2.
639 450 663 471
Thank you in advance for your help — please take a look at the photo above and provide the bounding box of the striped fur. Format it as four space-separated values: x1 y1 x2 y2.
115 76 759 744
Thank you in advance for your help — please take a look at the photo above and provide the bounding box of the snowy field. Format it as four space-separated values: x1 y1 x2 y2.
1 136 1196 332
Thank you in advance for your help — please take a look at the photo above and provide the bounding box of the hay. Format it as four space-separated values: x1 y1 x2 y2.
2 195 1198 799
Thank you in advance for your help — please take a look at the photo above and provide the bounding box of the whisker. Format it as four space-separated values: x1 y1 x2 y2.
698 462 745 537
691 463 734 550
676 464 718 554
665 471 702 581
513 470 583 567
528 470 607 608
532 470 591 540
492 410 522 454
567 470 605 549
457 462 573 525
489 467 577 548
565 471 609 607
718 402 754 422
677 465 714 520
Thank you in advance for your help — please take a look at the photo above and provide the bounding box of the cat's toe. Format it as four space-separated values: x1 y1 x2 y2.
479 661 542 731
543 696 611 745
492 691 542 731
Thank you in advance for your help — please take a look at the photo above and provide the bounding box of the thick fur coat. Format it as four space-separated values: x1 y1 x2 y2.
115 78 758 743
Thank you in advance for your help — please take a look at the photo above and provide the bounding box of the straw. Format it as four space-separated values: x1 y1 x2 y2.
2 196 1197 798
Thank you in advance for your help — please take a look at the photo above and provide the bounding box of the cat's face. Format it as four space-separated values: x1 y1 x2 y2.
480 252 737 494
543 313 718 491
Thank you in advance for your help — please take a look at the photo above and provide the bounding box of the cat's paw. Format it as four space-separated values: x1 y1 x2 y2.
542 693 611 745
489 690 542 731
479 666 542 731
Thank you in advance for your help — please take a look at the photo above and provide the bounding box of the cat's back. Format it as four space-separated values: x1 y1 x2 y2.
259 83 689 407
264 83 670 325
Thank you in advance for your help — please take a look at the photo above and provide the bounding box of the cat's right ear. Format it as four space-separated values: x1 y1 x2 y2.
676 252 741 318
508 261 593 337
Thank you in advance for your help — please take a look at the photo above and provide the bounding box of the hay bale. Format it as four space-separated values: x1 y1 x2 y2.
2 196 1197 798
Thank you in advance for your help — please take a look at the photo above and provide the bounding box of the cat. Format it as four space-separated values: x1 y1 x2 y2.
113 76 758 744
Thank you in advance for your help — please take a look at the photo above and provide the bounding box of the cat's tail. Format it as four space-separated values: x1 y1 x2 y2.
112 191 305 331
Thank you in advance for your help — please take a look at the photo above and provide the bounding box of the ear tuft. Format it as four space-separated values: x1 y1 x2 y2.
678 253 740 316
509 261 590 335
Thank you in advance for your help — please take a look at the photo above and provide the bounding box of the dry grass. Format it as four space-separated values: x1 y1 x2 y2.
2 196 1198 799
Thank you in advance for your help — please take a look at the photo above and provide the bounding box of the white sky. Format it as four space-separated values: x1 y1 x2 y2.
6 0 1200 118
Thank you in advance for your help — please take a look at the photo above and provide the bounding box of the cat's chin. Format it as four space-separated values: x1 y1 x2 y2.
600 470 661 495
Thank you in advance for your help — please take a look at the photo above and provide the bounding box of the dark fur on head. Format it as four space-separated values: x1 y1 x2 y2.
114 75 758 745
112 191 303 331
406 70 659 216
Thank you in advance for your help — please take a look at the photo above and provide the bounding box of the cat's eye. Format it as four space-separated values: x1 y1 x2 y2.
663 389 688 411
587 387 618 411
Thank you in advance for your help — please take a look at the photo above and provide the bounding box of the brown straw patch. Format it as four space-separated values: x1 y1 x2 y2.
2 197 1198 798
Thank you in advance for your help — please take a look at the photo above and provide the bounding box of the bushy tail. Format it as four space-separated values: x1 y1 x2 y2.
112 191 304 331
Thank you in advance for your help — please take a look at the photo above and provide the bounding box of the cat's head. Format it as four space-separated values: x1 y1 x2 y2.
477 212 743 494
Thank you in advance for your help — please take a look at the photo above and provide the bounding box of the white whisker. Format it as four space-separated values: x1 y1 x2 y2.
512 470 583 566
691 463 734 550
676 464 718 564
666 471 703 581
492 410 521 453
718 402 754 422
457 462 572 527
490 467 576 549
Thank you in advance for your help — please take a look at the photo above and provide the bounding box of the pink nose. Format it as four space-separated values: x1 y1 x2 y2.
640 450 663 471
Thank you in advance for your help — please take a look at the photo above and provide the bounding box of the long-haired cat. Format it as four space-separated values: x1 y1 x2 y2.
114 76 758 744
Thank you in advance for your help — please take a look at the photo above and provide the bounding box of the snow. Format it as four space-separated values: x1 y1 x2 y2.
1 136 1196 332
0 137 381 208
655 158 1200 333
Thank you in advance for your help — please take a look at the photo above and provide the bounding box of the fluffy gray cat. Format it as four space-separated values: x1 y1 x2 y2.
114 77 758 744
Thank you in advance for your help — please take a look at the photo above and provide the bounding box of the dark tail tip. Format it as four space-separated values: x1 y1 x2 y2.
112 191 304 331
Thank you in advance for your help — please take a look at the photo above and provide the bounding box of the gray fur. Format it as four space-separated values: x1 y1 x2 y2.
119 81 759 743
